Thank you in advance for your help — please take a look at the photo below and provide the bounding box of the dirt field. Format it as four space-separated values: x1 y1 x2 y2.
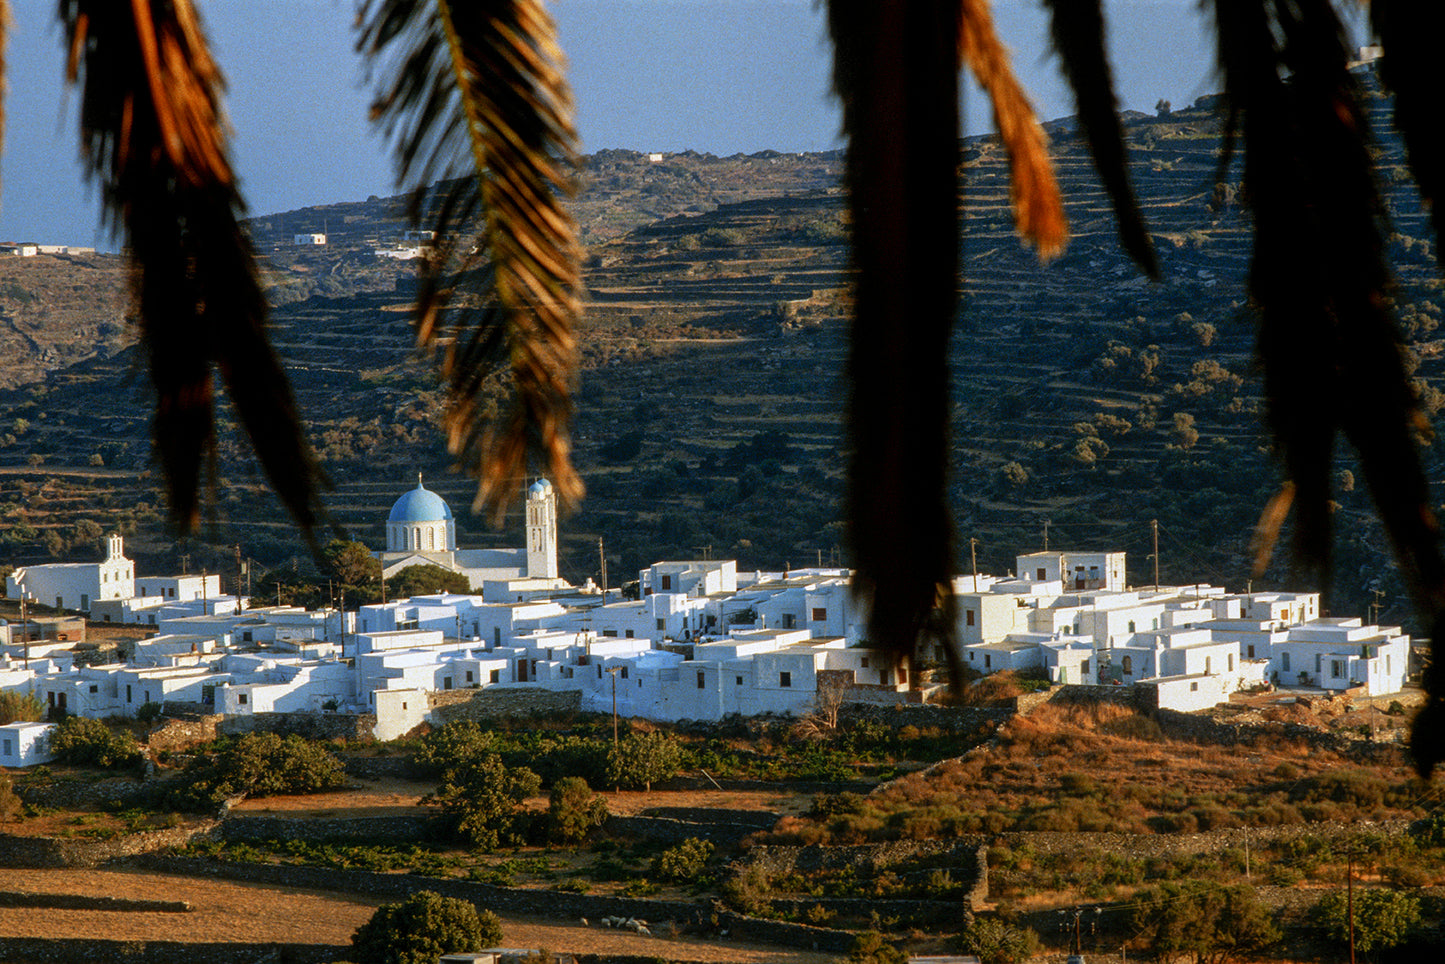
0 869 837 963
231 779 811 821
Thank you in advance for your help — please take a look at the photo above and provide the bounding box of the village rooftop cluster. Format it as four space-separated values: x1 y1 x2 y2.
0 478 1411 767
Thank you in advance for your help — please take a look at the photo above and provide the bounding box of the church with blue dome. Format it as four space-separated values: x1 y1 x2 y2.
376 475 560 591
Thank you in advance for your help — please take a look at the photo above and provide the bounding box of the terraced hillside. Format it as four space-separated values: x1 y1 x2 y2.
2 65 1442 629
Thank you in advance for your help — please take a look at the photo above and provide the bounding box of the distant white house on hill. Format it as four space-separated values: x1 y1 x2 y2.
293 233 326 245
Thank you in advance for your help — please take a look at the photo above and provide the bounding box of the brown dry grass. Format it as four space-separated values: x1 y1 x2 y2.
0 869 834 963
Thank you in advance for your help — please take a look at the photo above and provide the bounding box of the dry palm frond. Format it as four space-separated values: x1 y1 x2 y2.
59 0 326 538
827 1 963 686
1039 0 1156 275
1371 1 1445 270
358 0 582 520
1210 0 1445 774
959 0 1068 259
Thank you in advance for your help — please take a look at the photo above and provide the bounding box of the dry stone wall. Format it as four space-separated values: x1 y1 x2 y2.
430 687 582 722
218 711 375 741
0 938 344 964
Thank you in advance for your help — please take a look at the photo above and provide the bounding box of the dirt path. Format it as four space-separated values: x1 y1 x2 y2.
0 869 836 963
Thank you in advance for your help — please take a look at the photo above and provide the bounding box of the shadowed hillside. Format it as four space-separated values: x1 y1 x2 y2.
1 66 1440 630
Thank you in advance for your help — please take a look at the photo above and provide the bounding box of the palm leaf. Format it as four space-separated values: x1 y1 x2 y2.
358 0 582 520
1211 0 1445 775
1040 0 1157 275
1371 0 1445 270
59 0 326 539
828 1 963 686
959 0 1068 259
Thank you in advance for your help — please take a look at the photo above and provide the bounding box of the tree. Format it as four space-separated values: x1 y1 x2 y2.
423 745 541 850
389 564 471 598
545 776 608 844
1131 882 1280 964
165 732 347 811
0 692 44 726
1313 888 1421 959
813 671 851 730
324 538 382 592
350 891 501 964
606 731 682 792
45 717 143 769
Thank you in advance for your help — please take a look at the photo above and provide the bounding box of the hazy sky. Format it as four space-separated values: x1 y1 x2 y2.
0 1 1263 248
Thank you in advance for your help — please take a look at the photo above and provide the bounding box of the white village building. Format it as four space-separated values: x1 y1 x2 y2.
6 535 134 613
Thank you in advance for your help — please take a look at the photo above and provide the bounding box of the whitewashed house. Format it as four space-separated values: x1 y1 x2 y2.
0 722 55 766
1271 618 1409 695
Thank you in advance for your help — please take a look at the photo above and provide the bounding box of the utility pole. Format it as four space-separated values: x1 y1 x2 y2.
1043 518 1051 551
598 537 608 602
604 665 623 791
970 537 979 590
234 544 244 611
1151 519 1160 590
18 594 28 670
202 568 209 609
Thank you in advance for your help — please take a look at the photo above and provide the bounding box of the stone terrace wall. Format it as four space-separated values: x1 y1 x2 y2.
146 714 221 752
431 687 582 722
0 821 215 869
0 938 345 964
124 854 856 953
218 712 375 741
219 814 450 845
839 702 1011 732
743 840 989 911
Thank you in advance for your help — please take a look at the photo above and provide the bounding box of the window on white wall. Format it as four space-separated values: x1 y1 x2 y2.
780 672 791 687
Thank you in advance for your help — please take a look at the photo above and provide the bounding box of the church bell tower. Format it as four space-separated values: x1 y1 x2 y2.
526 479 559 579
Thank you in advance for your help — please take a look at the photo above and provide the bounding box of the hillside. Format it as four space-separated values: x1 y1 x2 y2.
1 66 1441 629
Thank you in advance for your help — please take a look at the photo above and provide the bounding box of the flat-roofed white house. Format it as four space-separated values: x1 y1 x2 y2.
1016 550 1126 591
6 535 134 613
963 636 1044 674
0 722 55 767
1271 618 1409 695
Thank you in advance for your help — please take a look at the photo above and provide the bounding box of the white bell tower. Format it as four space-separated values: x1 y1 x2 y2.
526 479 559 579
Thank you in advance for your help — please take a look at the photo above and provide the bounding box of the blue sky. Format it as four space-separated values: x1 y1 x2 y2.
0 1 1247 247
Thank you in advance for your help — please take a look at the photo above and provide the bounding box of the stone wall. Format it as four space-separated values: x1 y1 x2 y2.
430 687 582 722
220 814 449 845
839 702 1011 733
0 892 189 912
17 776 152 811
146 714 221 753
0 938 345 964
0 821 216 869
742 840 989 911
218 711 376 741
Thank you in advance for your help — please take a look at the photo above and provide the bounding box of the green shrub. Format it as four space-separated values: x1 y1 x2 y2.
350 891 501 964
135 702 163 723
960 916 1040 964
652 837 714 882
425 750 541 850
606 732 681 791
1313 888 1421 956
165 732 346 810
545 776 607 844
45 717 142 769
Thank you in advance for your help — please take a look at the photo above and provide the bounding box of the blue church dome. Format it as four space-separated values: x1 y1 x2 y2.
529 478 553 497
388 479 453 523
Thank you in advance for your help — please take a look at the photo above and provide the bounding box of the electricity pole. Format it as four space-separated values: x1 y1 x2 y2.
1152 519 1160 590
